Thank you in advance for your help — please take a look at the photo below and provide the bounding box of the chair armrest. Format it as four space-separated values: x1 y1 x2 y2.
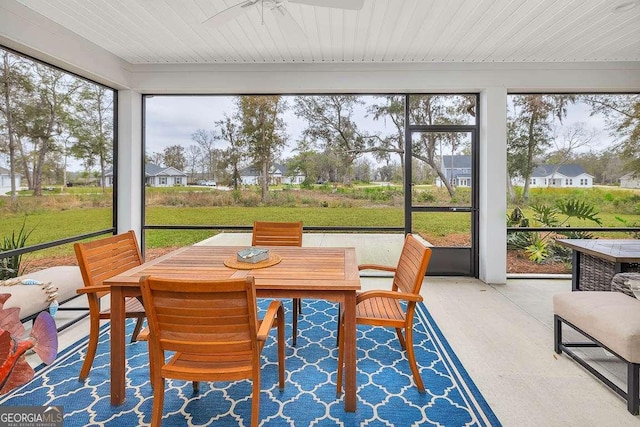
76 285 110 295
356 289 423 303
358 264 396 273
257 300 283 341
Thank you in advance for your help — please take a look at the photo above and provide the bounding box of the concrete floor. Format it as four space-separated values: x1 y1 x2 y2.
31 234 639 426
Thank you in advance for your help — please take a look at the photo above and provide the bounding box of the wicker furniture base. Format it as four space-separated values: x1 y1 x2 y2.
611 272 640 297
578 253 640 292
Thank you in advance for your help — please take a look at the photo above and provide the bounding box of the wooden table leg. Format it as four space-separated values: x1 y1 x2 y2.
343 291 357 412
110 286 126 405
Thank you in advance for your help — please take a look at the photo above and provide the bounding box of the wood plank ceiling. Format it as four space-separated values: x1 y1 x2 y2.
13 0 640 64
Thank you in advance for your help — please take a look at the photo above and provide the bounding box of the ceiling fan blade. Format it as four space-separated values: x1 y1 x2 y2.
288 0 365 10
270 4 307 40
202 0 258 25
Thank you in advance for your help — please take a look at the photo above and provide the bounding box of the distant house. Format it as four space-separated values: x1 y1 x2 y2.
104 163 187 187
513 164 594 188
620 172 640 189
239 163 305 186
436 155 472 187
0 166 22 193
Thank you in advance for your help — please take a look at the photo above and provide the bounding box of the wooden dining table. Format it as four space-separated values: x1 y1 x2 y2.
103 245 361 412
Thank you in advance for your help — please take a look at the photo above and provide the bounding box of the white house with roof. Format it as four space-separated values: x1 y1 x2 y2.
513 164 594 188
436 155 472 187
239 163 305 186
620 172 640 189
0 166 22 195
104 164 187 187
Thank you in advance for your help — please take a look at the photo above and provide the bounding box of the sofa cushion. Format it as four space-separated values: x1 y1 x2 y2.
554 291 640 363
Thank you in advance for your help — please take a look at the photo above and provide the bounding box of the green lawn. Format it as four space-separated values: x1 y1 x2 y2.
2 184 638 261
0 205 478 258
2 209 113 245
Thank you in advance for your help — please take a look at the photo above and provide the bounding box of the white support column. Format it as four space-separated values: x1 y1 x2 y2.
479 87 507 284
116 90 143 242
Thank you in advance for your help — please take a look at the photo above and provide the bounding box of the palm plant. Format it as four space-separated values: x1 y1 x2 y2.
507 200 602 263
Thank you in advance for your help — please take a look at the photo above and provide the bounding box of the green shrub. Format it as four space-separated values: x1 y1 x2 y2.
507 199 602 263
416 191 436 203
1 219 35 279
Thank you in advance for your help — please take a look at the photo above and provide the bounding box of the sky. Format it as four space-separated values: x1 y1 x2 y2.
507 98 615 154
144 94 394 160
144 95 617 168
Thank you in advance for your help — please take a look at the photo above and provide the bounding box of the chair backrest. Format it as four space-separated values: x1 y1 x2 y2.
393 234 432 295
252 221 303 247
140 276 259 360
74 230 143 293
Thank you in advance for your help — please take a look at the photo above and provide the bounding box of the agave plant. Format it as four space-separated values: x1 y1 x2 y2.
507 206 535 250
0 220 35 280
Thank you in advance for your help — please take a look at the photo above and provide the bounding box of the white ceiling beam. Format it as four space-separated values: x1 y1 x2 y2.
0 0 131 88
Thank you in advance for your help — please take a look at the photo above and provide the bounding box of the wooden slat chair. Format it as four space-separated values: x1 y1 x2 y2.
73 230 146 381
139 276 285 427
336 233 432 394
252 221 304 345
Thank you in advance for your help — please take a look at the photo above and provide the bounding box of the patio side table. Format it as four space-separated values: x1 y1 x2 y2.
555 239 640 291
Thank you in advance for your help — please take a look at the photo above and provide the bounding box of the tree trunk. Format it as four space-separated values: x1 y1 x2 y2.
522 113 537 201
1 53 21 200
98 99 107 192
100 159 106 192
261 162 269 203
16 139 32 190
507 175 516 203
8 131 17 200
232 164 240 190
435 165 456 197
33 137 47 196
1 59 18 200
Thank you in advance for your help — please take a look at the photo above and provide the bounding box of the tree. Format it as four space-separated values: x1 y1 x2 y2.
375 161 403 182
409 95 474 198
294 95 372 185
146 152 164 166
68 83 113 191
507 94 575 202
163 145 186 170
366 95 406 179
540 122 595 182
0 50 32 200
582 94 640 175
191 129 217 180
575 149 624 185
11 63 80 196
184 144 202 183
238 96 287 202
353 158 372 182
288 139 320 185
216 114 245 190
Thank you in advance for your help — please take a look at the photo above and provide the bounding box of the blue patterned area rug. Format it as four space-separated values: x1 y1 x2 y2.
1 300 500 426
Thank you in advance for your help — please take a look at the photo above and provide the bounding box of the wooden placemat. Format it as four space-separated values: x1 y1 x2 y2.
224 253 282 270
